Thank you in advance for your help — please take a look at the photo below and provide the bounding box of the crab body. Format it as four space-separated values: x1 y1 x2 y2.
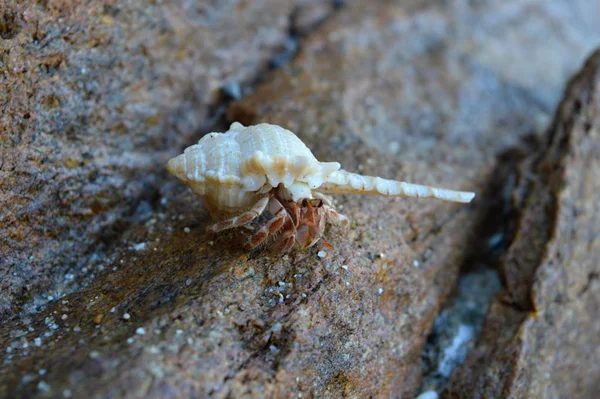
167 122 475 250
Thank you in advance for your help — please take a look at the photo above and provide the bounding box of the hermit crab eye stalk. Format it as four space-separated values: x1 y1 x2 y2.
167 122 475 251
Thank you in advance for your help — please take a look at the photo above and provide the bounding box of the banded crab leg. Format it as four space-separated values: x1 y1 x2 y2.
272 197 303 252
207 196 270 233
245 197 289 249
273 216 297 252
312 192 349 227
317 170 475 203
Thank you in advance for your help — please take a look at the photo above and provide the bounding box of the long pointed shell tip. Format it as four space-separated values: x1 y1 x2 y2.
462 191 476 203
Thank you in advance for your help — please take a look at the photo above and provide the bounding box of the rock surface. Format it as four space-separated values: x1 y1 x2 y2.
0 0 337 315
1 0 599 398
445 49 600 399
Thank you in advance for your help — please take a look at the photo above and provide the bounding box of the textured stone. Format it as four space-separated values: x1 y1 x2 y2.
1 0 599 398
0 0 316 315
445 49 600 399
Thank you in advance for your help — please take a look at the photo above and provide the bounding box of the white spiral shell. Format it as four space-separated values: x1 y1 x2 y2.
167 122 475 220
167 122 340 217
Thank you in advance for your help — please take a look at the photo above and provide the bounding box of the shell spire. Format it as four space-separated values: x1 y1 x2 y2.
318 170 475 203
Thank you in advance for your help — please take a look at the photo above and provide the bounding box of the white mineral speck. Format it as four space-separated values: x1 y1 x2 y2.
378 288 383 295
127 337 135 344
34 338 42 347
186 279 192 286
413 260 420 268
132 242 147 251
341 265 349 270
269 345 280 354
176 329 184 335
73 326 81 332
184 227 191 233
37 381 51 393
438 324 474 378
39 369 46 375
278 281 286 287
89 351 100 359
63 388 73 398
110 307 116 313
123 313 131 320
135 327 146 335
317 251 327 258
416 390 438 399
6 347 12 354
61 314 67 320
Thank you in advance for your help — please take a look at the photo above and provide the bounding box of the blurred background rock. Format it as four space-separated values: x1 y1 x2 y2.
1 1 599 397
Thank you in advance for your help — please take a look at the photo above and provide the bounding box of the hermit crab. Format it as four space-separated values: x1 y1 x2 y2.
167 122 475 251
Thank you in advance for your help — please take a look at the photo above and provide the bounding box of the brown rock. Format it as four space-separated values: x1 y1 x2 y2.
0 1 599 398
444 49 600 399
0 0 316 315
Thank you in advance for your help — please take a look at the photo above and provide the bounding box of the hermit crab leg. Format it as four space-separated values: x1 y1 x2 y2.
323 206 349 226
207 196 270 233
312 192 349 226
273 216 297 252
318 170 475 203
245 197 288 249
